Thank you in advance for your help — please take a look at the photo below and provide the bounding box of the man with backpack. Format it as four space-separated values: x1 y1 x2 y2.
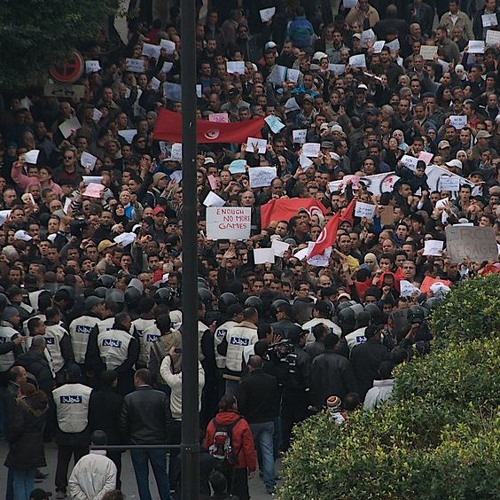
202 394 256 500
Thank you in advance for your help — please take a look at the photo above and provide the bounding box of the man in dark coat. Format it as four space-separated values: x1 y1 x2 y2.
311 333 359 408
350 325 390 401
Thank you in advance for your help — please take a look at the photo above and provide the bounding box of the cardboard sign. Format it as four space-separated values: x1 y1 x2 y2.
445 226 497 263
355 202 376 219
423 239 444 256
419 46 438 60
206 207 251 240
379 205 394 226
249 167 277 188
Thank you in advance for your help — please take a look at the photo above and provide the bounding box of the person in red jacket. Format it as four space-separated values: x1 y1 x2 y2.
202 394 256 500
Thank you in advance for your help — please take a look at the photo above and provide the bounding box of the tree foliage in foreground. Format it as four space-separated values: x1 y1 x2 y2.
0 0 119 90
281 275 500 499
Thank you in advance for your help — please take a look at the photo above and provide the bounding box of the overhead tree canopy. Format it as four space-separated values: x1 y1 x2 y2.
0 0 119 90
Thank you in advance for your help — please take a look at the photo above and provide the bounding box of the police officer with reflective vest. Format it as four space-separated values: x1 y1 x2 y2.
132 297 157 368
52 365 93 499
96 312 139 395
68 296 106 372
44 306 75 385
222 307 259 397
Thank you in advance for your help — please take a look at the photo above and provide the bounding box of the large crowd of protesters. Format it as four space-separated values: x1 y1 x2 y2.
0 0 499 499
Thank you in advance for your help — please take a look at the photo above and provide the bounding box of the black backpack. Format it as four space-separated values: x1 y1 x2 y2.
208 417 242 466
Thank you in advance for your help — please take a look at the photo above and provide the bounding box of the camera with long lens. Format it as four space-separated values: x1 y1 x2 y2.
268 339 297 373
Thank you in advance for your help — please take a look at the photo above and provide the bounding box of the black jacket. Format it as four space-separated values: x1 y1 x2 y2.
15 350 54 396
350 339 390 400
311 351 358 407
88 387 124 445
4 390 48 469
238 369 280 423
120 385 172 444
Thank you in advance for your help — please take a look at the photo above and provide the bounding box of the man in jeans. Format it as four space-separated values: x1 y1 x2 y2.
120 368 172 500
238 355 280 494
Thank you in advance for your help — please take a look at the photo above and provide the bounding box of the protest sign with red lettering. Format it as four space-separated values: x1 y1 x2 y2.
206 207 252 240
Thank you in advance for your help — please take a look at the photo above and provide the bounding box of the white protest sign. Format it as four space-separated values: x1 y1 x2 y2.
299 153 314 170
355 202 376 219
117 129 138 144
264 115 285 133
423 240 444 256
260 7 276 22
150 77 161 91
268 65 288 85
372 41 385 53
126 58 145 73
468 41 485 53
349 54 366 68
92 108 103 122
328 64 346 75
385 39 400 52
80 152 97 171
226 61 245 74
171 143 183 161
449 115 467 130
160 39 176 54
482 13 498 27
0 210 12 226
246 137 267 154
161 61 173 73
287 68 301 83
24 150 40 164
445 226 498 263
142 43 161 59
249 167 277 188
329 172 401 197
85 60 101 73
203 191 226 208
206 207 251 240
361 29 376 47
170 170 183 184
401 155 419 171
58 116 81 139
400 280 419 297
343 0 357 7
439 176 460 191
486 29 500 46
209 113 229 123
164 82 182 101
254 248 275 265
306 242 332 267
419 45 438 60
271 239 289 257
293 129 307 144
302 142 321 157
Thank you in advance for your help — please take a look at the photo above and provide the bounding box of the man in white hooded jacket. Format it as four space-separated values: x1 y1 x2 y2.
68 430 117 500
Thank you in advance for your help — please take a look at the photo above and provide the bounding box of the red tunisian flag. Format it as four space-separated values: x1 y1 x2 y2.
307 199 356 259
153 109 265 144
261 198 327 229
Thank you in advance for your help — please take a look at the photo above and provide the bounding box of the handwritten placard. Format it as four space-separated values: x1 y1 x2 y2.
265 115 285 133
206 207 251 240
142 43 161 59
246 137 267 154
226 61 245 74
349 54 366 68
355 202 376 219
208 113 229 123
249 167 277 188
302 142 321 157
85 60 101 73
445 226 497 262
482 13 498 27
420 45 438 60
449 115 467 129
80 152 97 171
401 155 419 171
328 64 346 75
126 58 145 73
293 129 307 144
160 39 176 54
468 41 485 53
486 29 500 46
439 176 460 191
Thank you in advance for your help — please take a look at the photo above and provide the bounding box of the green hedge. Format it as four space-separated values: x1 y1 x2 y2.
280 275 500 499
430 273 500 346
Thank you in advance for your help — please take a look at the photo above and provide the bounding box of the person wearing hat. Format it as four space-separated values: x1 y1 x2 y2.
68 430 117 500
52 364 93 499
471 130 496 161
437 140 452 161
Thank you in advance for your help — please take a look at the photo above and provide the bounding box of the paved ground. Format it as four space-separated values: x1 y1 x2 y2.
0 439 280 499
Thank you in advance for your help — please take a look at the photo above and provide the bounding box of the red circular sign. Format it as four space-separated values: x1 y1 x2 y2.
49 50 85 84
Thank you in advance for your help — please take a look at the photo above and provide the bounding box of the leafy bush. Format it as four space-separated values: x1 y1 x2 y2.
280 276 500 499
430 273 500 346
